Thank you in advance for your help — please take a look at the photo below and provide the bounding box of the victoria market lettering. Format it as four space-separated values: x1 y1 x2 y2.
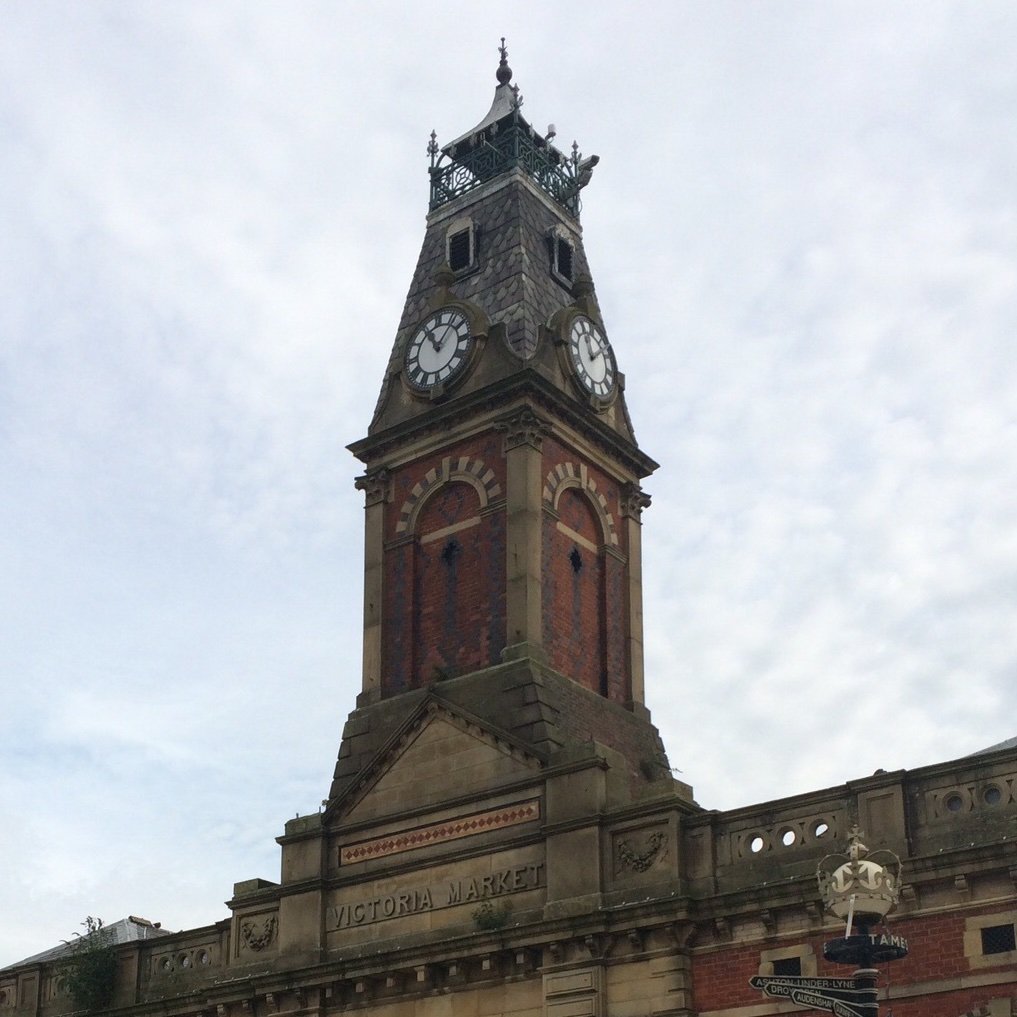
328 863 544 929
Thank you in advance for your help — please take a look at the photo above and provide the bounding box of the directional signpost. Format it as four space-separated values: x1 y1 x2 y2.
749 828 908 1017
750 974 878 1017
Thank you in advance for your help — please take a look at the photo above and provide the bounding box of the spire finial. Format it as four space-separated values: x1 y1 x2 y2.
496 37 513 85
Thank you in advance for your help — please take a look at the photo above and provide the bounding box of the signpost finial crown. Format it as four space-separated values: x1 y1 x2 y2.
817 825 902 925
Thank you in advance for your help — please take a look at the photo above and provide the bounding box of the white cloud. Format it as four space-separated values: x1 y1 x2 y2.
1 0 1016 966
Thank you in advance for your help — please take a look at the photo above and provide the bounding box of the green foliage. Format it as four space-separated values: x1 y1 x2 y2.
472 899 512 931
63 917 117 1013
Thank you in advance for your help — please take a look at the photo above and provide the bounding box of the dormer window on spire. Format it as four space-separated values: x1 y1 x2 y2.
548 225 574 285
445 216 476 274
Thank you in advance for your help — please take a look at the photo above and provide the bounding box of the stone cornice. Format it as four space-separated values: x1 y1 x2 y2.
349 371 658 479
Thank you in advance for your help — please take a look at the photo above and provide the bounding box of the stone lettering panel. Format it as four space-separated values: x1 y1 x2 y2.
328 862 543 929
326 846 546 944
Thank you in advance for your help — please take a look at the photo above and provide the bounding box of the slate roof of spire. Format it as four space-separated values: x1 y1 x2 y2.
445 38 534 152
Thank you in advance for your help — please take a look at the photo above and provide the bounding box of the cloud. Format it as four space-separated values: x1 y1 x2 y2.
2 0 1016 965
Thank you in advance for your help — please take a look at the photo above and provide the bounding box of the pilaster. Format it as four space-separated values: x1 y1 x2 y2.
499 408 551 661
620 483 651 710
355 469 390 700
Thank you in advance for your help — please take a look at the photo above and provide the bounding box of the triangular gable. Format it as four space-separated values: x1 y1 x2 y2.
331 695 543 827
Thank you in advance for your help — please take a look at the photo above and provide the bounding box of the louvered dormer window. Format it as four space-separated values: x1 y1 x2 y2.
445 217 476 274
549 226 574 286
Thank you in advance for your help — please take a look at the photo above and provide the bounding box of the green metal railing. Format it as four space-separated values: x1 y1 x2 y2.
428 121 583 217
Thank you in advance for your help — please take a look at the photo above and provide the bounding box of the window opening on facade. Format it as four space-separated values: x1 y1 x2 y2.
445 217 476 274
548 227 574 285
555 236 573 280
772 957 802 977
982 924 1017 955
441 538 461 567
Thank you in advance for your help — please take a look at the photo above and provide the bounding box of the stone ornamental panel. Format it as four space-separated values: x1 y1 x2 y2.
729 811 842 860
340 799 540 865
150 944 218 977
239 915 277 953
926 774 1017 820
612 823 669 877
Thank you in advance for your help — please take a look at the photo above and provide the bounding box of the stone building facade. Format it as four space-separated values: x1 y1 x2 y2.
4 46 1016 1017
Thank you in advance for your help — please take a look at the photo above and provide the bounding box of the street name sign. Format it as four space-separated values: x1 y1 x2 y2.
749 975 878 1017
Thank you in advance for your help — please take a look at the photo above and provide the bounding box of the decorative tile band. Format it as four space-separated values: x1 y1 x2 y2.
341 800 540 865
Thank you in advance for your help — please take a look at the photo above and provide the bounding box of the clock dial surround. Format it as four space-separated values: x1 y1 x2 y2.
567 315 616 400
404 308 474 392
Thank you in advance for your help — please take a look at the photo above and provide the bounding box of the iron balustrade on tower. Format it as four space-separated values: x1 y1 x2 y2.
428 120 589 218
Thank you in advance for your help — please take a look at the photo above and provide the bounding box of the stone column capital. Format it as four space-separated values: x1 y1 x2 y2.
355 468 391 506
620 482 651 520
496 408 552 453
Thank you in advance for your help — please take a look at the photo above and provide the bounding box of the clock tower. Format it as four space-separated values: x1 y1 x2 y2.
329 41 673 802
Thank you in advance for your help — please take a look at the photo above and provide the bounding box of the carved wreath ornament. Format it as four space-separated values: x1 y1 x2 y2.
615 831 667 873
239 915 277 952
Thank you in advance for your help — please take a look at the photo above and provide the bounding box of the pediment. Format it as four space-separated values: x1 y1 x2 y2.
332 696 543 826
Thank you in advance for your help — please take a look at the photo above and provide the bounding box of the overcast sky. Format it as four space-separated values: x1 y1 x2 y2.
2 1 1016 966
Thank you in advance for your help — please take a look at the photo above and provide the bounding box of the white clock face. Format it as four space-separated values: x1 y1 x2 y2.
568 316 616 398
405 309 473 391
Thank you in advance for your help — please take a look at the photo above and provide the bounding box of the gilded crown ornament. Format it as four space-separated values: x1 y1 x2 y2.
817 825 902 925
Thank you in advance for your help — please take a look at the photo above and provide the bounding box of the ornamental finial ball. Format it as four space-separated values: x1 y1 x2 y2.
497 37 513 85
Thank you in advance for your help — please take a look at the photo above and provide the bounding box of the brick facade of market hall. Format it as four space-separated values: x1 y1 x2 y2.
5 46 1016 1017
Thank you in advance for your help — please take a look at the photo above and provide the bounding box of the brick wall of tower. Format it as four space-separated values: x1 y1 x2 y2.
412 485 505 682
543 488 605 694
540 437 630 705
376 429 639 703
381 432 507 694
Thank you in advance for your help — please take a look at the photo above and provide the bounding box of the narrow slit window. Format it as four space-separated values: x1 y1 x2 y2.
441 539 461 567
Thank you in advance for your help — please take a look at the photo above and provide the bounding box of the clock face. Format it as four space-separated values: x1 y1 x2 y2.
568 316 616 399
404 308 473 391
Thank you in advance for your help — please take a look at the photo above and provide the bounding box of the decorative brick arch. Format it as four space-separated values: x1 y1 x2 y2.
396 456 501 535
543 462 618 546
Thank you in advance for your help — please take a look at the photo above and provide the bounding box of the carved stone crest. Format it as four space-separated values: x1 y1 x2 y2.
239 915 277 952
614 830 668 874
